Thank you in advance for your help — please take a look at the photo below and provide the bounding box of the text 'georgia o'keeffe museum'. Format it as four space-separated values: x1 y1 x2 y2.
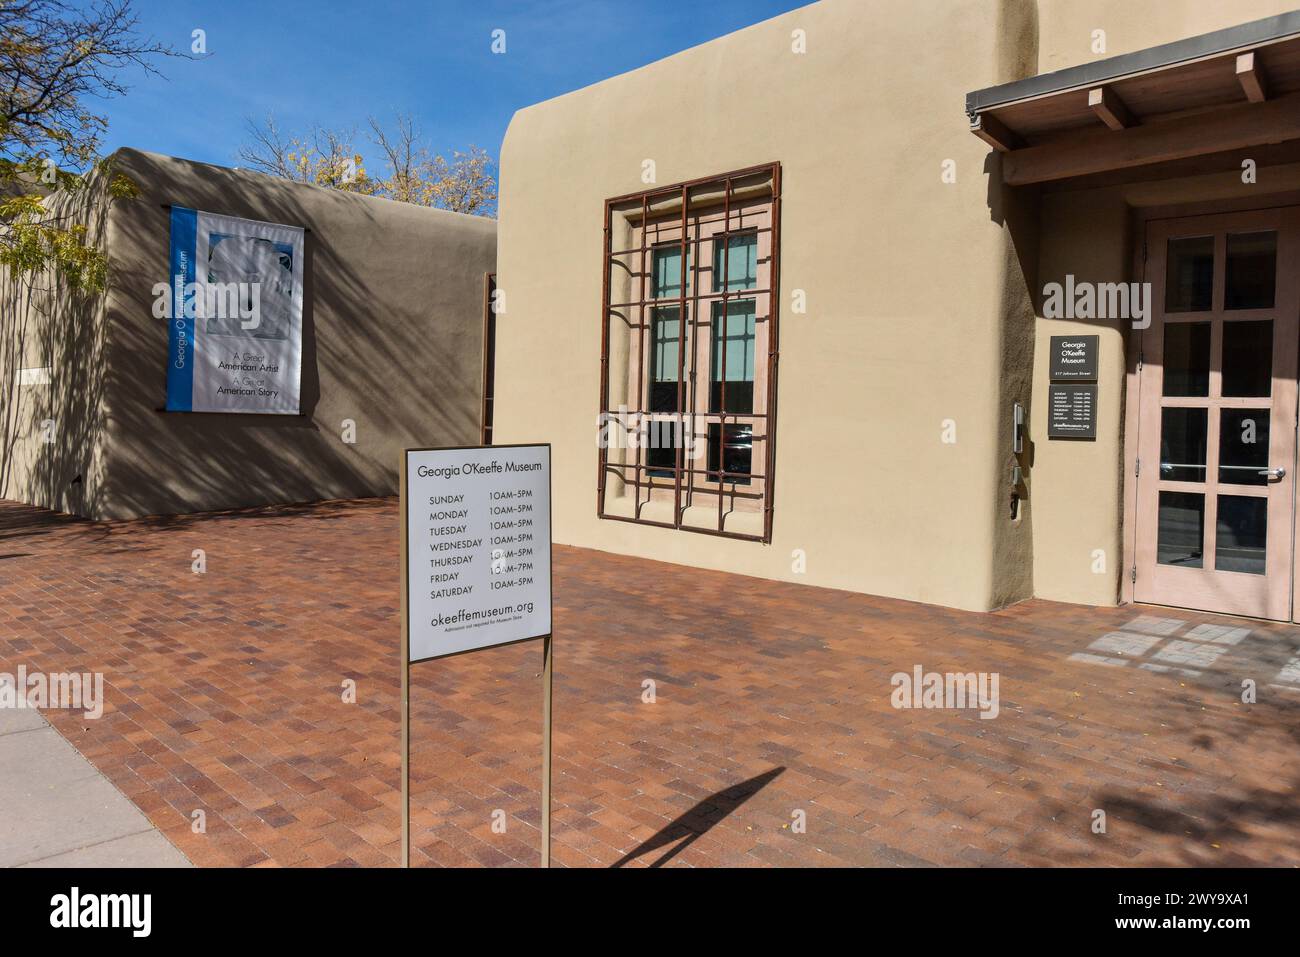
8 1 1300 629
489 0 1300 622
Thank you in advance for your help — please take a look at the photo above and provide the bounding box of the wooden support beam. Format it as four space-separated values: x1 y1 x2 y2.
969 112 1022 153
1087 86 1136 130
1002 91 1300 186
1236 51 1269 103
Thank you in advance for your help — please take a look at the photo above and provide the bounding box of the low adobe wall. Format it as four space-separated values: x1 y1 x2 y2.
3 148 496 520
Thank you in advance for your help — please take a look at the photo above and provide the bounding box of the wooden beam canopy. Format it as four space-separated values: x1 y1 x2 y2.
969 112 1021 153
1087 86 1136 130
1236 51 1270 102
965 13 1300 185
1001 92 1300 185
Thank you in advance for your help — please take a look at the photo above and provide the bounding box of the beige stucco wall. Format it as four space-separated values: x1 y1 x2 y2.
1030 191 1130 606
1036 0 1299 73
496 0 1300 613
495 0 1040 612
1025 0 1300 604
2 149 496 520
1030 162 1300 605
0 173 113 517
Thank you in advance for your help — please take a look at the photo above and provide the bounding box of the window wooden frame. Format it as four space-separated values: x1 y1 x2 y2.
597 163 782 542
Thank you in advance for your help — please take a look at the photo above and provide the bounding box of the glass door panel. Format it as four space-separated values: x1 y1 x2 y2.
1221 320 1272 395
1157 491 1204 568
1161 321 1211 395
1217 409 1269 486
1159 407 1207 482
1215 495 1267 574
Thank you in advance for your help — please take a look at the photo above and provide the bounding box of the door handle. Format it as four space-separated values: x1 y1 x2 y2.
1258 467 1287 479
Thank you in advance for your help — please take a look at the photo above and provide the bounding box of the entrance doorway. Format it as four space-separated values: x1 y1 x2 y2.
1133 206 1300 620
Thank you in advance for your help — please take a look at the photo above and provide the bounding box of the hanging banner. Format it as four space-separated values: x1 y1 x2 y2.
164 206 304 414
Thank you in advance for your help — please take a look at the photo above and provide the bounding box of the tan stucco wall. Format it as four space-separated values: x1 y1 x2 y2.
1030 163 1300 605
1030 191 1131 606
1036 0 1299 73
1 174 113 516
495 0 1040 611
1025 0 1300 605
2 149 496 520
496 0 1300 613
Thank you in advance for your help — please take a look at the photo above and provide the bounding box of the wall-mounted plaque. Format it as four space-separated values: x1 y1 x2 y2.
1048 384 1097 439
1049 335 1098 381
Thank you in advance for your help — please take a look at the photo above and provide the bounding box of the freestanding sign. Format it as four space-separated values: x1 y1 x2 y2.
400 444 553 867
165 206 305 414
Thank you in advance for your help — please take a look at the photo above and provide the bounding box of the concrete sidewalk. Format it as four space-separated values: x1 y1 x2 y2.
0 707 189 868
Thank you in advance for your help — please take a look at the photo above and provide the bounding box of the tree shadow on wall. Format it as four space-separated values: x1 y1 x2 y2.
4 147 490 522
0 176 111 518
98 149 486 520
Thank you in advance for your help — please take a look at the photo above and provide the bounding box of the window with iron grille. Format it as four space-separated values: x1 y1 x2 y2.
598 164 781 542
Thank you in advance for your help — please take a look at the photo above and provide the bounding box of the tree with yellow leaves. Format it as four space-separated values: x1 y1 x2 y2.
1 0 172 291
240 112 497 217
236 117 377 195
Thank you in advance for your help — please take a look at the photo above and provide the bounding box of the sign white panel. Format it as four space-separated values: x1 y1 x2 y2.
404 445 551 662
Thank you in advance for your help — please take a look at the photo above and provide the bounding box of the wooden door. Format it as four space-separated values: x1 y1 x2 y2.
1134 207 1300 619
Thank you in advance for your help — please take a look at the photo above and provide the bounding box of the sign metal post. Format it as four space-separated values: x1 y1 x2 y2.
541 634 552 868
399 444 552 868
400 455 411 867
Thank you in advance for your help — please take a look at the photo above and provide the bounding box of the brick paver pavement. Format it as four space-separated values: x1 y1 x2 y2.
2 498 1298 867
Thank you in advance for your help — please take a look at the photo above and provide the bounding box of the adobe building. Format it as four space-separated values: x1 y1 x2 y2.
492 0 1300 621
1 148 496 520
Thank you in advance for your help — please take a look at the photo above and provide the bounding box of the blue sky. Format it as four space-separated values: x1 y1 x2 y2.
100 0 811 173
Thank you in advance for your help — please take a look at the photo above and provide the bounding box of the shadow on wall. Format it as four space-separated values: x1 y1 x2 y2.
0 172 112 517
5 148 494 520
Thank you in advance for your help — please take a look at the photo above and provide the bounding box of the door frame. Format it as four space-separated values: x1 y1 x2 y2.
1122 192 1300 619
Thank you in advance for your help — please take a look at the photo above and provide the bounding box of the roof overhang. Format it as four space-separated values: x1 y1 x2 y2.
965 11 1300 186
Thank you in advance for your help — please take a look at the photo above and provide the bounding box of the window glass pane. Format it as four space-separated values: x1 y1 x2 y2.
710 300 756 413
652 244 689 299
713 233 757 292
649 307 682 413
646 299 681 474
1218 409 1269 485
1165 236 1214 312
1225 231 1277 310
1221 320 1272 397
1159 407 1207 483
707 423 752 485
1157 491 1204 568
1162 322 1210 397
1216 495 1267 575
645 420 678 477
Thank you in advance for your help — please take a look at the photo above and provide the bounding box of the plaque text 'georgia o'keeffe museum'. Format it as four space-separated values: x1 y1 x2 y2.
405 446 551 662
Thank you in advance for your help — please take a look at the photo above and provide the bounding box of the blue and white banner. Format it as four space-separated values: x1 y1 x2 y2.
163 206 304 414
